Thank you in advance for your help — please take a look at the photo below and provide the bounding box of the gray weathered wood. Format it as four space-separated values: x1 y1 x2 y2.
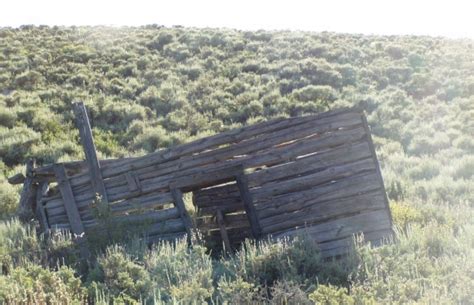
53 164 90 259
18 159 37 222
76 126 367 206
125 172 140 192
170 188 194 242
272 210 391 243
73 101 109 205
360 113 394 229
7 173 25 185
68 110 361 189
260 193 386 234
35 181 49 232
216 210 231 253
235 172 261 238
98 107 359 179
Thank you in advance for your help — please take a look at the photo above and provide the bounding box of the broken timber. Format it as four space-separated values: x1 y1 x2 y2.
10 104 393 258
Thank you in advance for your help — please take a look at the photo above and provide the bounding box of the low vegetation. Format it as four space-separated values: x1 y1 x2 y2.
0 25 473 303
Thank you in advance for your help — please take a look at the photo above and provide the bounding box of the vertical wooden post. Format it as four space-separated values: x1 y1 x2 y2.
18 159 37 222
171 187 195 244
216 209 231 254
72 101 109 205
360 112 394 229
235 171 262 239
35 181 50 233
54 164 91 260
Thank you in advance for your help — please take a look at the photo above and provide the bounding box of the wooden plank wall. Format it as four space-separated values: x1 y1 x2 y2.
37 107 392 257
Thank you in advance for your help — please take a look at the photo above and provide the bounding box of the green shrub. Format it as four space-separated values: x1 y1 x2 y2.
90 245 152 301
145 240 214 303
309 284 354 305
407 158 440 180
390 201 423 229
452 155 474 179
0 108 17 128
0 265 86 304
0 125 41 165
217 276 264 304
0 180 19 218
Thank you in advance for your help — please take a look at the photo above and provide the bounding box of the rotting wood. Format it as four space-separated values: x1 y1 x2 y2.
7 173 25 185
170 188 194 243
360 113 394 230
18 159 37 222
125 172 141 193
53 164 91 260
216 210 231 253
35 181 49 232
235 172 262 238
73 101 109 205
13 107 393 258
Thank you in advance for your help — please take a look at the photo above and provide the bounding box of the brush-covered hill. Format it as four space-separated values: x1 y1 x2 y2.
0 26 473 304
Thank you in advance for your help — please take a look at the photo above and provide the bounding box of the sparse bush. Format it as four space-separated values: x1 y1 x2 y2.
90 245 152 301
0 108 17 128
0 265 86 304
0 180 19 217
309 284 354 305
145 240 214 303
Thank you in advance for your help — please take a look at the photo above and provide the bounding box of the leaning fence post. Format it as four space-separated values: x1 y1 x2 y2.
17 159 37 222
72 101 109 205
54 164 91 260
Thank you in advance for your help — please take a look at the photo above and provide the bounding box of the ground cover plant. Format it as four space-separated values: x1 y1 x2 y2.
0 25 473 304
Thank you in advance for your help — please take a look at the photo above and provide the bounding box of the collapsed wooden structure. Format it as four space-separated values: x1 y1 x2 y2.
10 102 393 258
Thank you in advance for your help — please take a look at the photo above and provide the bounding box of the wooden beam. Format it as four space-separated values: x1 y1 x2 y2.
125 172 140 193
235 171 262 238
216 210 231 254
7 173 25 185
72 101 109 204
360 113 394 230
54 164 90 260
170 188 194 243
35 181 50 233
18 159 37 222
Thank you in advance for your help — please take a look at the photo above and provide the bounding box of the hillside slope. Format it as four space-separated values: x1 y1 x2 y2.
0 26 473 304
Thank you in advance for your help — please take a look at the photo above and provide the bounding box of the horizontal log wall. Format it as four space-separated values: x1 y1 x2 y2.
36 108 392 257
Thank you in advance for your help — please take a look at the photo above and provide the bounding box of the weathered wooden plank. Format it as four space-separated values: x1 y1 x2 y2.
18 159 37 222
251 158 376 200
7 173 25 185
72 123 365 203
170 188 194 241
271 210 391 243
98 108 360 179
255 171 381 209
146 218 187 236
169 165 242 191
315 229 393 258
81 126 367 206
216 210 232 253
235 173 261 238
360 113 394 229
53 164 90 259
35 181 49 233
260 192 386 234
125 172 140 192
45 191 174 225
108 192 173 215
73 101 109 205
68 110 362 192
247 141 371 187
